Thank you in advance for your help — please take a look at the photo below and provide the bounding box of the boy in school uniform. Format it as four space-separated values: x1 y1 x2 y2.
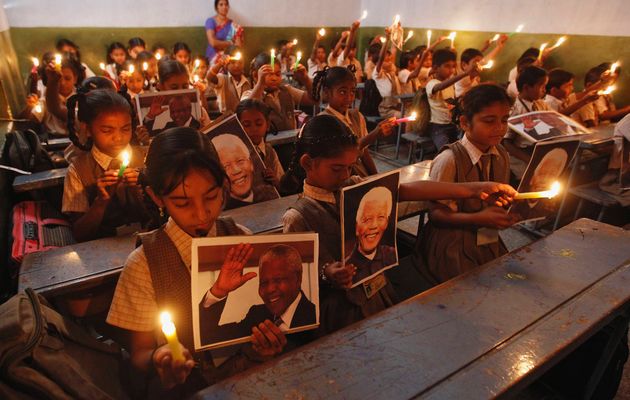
544 68 600 117
206 46 251 115
308 30 328 79
398 50 422 95
426 48 478 150
372 28 402 119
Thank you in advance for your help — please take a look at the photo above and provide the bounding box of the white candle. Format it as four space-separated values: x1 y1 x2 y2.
448 32 457 48
270 49 276 69
610 61 620 75
598 85 616 95
31 57 40 68
405 30 414 43
515 182 561 200
160 312 184 363
128 64 135 74
552 36 567 49
360 10 368 20
54 54 62 72
393 15 400 25
479 60 494 70
292 38 298 46
395 112 417 124
538 43 548 60
426 30 432 47
491 34 500 42
318 28 326 37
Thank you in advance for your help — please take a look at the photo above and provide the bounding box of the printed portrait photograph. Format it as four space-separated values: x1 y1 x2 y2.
508 111 591 144
204 114 280 209
341 171 400 288
510 137 580 222
191 233 319 351
136 89 201 137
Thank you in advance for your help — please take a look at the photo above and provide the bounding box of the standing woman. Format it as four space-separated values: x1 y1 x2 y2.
204 0 244 65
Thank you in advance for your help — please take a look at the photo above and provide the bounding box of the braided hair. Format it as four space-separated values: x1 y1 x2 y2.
311 65 356 102
279 114 358 195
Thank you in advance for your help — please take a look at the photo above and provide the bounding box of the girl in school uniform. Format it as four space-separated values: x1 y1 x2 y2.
104 42 127 83
62 89 148 242
313 66 396 177
106 128 286 397
236 99 284 190
242 52 317 131
281 114 516 334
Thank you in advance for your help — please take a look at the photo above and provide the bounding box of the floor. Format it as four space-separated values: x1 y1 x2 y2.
369 142 630 399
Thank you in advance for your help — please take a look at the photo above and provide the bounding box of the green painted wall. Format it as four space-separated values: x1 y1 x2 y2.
9 26 630 107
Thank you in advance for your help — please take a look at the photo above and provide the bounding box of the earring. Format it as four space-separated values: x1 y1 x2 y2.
159 207 164 217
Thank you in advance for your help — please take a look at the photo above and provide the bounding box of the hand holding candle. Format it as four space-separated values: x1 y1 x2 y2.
160 311 185 363
514 181 562 200
598 85 616 95
117 150 130 178
294 51 302 71
610 61 620 75
395 111 417 125
54 54 62 72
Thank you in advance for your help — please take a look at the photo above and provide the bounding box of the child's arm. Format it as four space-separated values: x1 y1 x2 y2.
599 102 630 122
359 118 396 149
408 37 447 80
342 21 360 60
310 31 324 62
293 65 317 106
331 31 349 59
484 34 508 63
431 62 478 93
17 94 40 121
44 63 68 122
429 202 516 229
399 180 516 207
206 55 228 85
502 139 532 163
249 65 273 100
558 91 599 116
375 29 391 74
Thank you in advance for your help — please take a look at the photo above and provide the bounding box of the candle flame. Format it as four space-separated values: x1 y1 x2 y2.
427 29 432 45
31 57 40 67
120 150 130 167
292 39 298 46
515 24 524 33
408 111 418 121
34 104 42 113
162 321 176 336
232 52 242 61
380 37 387 44
270 48 275 56
54 53 62 65
160 311 173 326
296 51 302 60
491 34 500 42
128 64 135 74
155 53 162 61
142 62 149 71
193 74 200 83
610 61 620 75
393 14 400 25
553 36 567 48
318 28 326 37
547 182 561 198
360 10 368 20
405 30 414 42
99 62 106 71
448 32 457 41
480 60 494 70
598 85 616 95
194 59 200 68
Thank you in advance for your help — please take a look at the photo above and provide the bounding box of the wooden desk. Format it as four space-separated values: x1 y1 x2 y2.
12 168 68 193
266 129 298 147
552 125 616 230
18 234 137 298
194 219 630 399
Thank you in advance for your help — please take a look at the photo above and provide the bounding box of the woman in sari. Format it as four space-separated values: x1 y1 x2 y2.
205 0 244 64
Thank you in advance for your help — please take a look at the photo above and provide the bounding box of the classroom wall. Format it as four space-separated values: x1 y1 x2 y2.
3 0 630 108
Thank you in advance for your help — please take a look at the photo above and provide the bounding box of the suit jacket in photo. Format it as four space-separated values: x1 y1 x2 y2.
347 244 397 284
145 116 201 136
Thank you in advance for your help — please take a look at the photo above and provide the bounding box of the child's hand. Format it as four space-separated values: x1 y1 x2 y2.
498 34 509 46
257 65 273 86
193 80 207 96
377 117 397 137
324 262 356 289
135 125 151 146
263 168 279 187
146 96 167 119
153 343 195 389
96 170 121 200
44 62 60 82
211 243 256 298
316 31 324 41
121 167 140 187
465 61 480 76
475 206 517 229
469 182 517 206
384 27 392 38
341 30 350 39
293 64 310 85
251 320 287 358
351 20 360 31
583 90 600 103
26 94 39 109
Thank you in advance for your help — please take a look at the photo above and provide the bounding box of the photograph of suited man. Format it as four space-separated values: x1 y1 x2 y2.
346 186 397 285
211 134 278 209
199 244 316 346
143 95 200 135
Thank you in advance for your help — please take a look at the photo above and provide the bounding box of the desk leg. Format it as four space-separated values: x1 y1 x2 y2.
553 147 583 231
394 101 406 160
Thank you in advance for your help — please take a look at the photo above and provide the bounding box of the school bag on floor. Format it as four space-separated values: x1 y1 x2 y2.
359 79 383 117
10 201 75 265
0 288 130 400
2 130 55 173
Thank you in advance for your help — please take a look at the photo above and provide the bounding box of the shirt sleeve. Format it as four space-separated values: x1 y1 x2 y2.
282 208 310 233
62 163 89 214
106 247 159 332
398 69 411 84
240 89 254 100
205 17 217 31
428 149 458 212
426 79 440 97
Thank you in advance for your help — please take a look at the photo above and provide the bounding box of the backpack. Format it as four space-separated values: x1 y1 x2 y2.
408 88 431 136
0 288 130 400
2 130 55 173
359 79 383 117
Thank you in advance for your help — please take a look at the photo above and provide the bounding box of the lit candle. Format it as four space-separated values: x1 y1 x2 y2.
479 60 494 70
318 28 326 37
155 53 162 61
552 36 567 49
610 61 620 75
31 57 40 68
117 150 130 178
227 51 242 62
160 312 185 363
34 104 42 114
509 24 524 37
193 74 200 83
515 182 561 200
426 30 432 47
360 10 368 20
404 30 414 43
598 85 616 95
491 34 500 42
270 49 275 69
128 64 135 74
395 111 417 124
99 62 106 71
54 53 62 72
142 62 149 71
448 32 457 48
292 38 298 46
393 14 400 25
380 36 387 44
294 51 302 71
538 43 548 60
192 59 200 75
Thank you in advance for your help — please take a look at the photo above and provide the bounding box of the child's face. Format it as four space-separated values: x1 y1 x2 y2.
59 45 77 56
422 52 432 68
59 67 78 97
147 59 158 79
263 64 282 90
159 73 190 91
407 56 419 71
462 55 483 70
382 52 395 70
155 48 166 59
197 61 209 79
461 101 511 151
302 147 360 192
326 80 356 113
554 79 574 99
129 46 145 59
152 168 224 238
88 110 132 158
522 77 548 101
227 59 243 77
435 60 457 80
110 48 127 65
127 71 145 94
239 109 268 145
316 47 327 63
175 50 191 66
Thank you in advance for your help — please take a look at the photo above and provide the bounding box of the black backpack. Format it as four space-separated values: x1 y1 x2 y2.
2 130 55 173
359 79 383 117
